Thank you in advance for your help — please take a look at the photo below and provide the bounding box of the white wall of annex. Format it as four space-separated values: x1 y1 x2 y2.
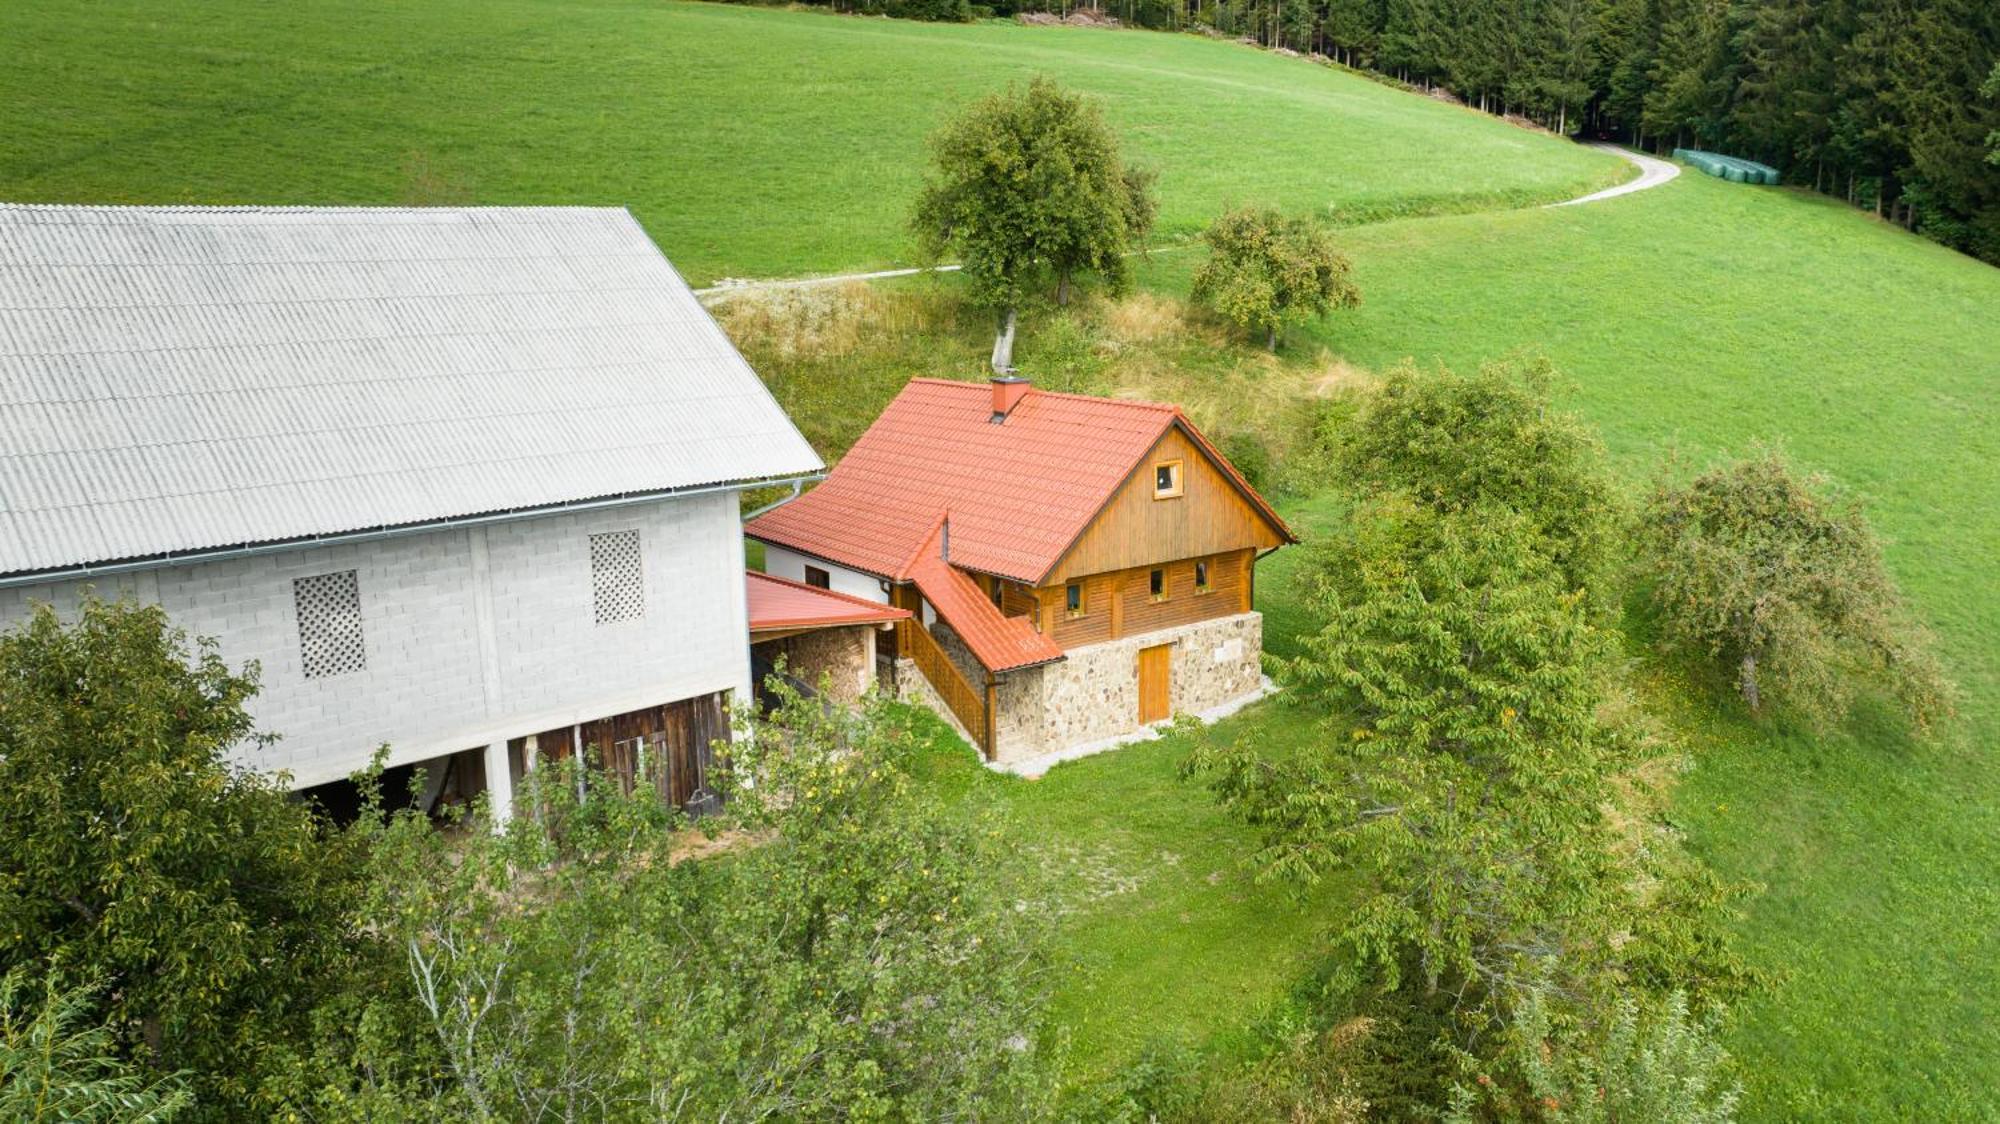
760 544 886 603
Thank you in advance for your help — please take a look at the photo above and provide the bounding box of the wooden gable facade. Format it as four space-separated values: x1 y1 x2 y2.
975 423 1289 651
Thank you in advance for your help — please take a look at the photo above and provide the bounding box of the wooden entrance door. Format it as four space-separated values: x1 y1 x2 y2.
1137 644 1171 724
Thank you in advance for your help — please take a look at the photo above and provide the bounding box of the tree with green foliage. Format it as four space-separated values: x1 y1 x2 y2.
1445 987 1740 1123
0 969 191 1123
1195 502 1627 1011
282 684 1056 1121
1985 61 2000 164
1641 452 1952 731
0 599 366 1116
1339 357 1619 603
1190 206 1360 350
911 77 1156 371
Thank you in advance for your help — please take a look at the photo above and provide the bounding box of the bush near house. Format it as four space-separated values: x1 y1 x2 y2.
275 682 1058 1122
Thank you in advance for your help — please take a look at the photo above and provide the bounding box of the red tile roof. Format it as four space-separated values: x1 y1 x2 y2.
745 570 909 633
747 378 1289 585
905 521 1065 673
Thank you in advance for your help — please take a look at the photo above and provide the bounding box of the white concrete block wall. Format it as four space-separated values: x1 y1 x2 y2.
760 545 887 603
0 491 753 789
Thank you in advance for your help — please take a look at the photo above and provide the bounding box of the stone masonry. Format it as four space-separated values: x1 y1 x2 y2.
894 611 1266 765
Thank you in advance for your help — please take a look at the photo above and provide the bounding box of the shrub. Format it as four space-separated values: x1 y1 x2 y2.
1192 501 1626 1011
1339 356 1619 603
1190 205 1360 350
0 969 191 1123
1217 430 1275 490
282 683 1056 1121
0 600 367 1116
1446 988 1740 1124
1640 452 1953 731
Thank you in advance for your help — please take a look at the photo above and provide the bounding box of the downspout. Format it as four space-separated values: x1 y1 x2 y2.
741 477 817 522
983 671 999 762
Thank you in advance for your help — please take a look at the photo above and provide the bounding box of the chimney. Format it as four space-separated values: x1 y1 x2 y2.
990 373 1030 423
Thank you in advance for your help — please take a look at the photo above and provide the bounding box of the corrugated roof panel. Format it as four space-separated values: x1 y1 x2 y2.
0 204 822 576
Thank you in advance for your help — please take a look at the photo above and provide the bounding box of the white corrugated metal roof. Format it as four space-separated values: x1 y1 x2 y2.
0 204 822 577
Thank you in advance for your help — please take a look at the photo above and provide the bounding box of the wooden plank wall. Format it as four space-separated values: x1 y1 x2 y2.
510 691 729 809
1041 427 1284 587
1039 547 1254 649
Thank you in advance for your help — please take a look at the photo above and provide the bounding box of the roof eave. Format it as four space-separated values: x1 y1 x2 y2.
0 471 822 591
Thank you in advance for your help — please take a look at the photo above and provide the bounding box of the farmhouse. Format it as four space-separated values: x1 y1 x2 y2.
748 375 1294 765
0 203 821 815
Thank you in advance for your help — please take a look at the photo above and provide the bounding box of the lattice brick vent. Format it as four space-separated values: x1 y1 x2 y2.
294 570 365 678
591 530 646 624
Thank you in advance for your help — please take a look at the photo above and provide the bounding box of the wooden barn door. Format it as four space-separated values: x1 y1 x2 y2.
1137 644 1171 724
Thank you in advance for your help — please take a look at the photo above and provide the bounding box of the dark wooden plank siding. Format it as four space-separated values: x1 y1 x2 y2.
1040 547 1254 649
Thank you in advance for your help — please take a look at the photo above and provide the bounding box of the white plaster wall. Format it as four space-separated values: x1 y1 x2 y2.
0 491 752 788
759 544 887 603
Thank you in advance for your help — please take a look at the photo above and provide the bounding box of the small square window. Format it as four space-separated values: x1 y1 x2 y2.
1065 583 1084 615
1195 561 1210 592
1149 568 1166 599
1153 460 1184 499
804 565 831 590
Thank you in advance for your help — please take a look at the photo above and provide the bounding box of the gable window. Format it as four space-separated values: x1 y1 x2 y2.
590 530 646 624
1065 582 1084 616
804 565 831 590
295 570 365 678
1153 460 1184 499
1149 568 1166 600
1195 560 1211 593
990 579 1005 608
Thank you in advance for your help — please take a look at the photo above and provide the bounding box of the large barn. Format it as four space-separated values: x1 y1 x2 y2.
0 203 821 815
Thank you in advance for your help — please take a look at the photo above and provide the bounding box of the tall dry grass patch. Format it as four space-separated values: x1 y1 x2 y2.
708 282 890 362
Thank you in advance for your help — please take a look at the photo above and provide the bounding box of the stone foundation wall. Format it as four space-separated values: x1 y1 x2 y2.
897 612 1266 766
756 626 876 704
992 612 1265 765
893 657 978 751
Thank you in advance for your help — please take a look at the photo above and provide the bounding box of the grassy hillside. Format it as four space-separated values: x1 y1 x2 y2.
1135 172 2000 1119
9 0 1999 1115
0 0 1620 283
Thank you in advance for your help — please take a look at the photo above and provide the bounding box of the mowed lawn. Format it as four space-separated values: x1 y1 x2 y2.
1 0 1619 283
1133 172 1998 1120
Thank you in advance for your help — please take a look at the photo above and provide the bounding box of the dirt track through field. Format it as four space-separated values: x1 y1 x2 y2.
696 143 1677 298
1545 144 1680 207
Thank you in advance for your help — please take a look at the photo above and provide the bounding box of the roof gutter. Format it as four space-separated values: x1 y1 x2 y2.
0 472 824 591
741 476 813 522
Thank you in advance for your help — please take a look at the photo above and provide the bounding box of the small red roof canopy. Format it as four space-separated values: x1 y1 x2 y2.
745 570 909 634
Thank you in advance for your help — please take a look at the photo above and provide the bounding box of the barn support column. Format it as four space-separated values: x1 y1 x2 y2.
483 739 513 826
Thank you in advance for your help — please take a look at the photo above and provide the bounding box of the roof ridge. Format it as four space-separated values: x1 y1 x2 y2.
903 376 1180 414
0 202 636 218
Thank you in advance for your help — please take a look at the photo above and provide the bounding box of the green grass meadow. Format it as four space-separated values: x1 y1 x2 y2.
8 1 2000 1116
1164 171 2000 1118
0 0 1620 284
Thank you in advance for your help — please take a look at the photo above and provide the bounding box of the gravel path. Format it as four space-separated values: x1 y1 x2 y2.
1545 143 1680 208
698 143 1680 297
